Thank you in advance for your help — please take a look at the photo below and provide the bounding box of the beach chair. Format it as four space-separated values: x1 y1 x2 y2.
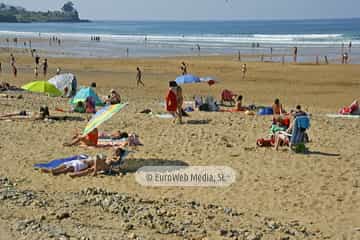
220 90 237 106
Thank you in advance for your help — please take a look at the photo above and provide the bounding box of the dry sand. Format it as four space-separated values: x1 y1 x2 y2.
0 51 360 240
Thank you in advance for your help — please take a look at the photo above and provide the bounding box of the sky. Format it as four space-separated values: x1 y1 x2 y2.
3 0 360 21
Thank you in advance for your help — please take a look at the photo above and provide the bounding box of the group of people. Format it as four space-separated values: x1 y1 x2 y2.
34 54 48 78
270 98 309 151
48 36 61 46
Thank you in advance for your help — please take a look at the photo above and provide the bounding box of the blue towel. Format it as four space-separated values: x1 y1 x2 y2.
258 107 273 115
296 116 310 129
34 155 89 169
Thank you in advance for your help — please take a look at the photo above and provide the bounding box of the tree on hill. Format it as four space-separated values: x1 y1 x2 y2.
61 1 75 12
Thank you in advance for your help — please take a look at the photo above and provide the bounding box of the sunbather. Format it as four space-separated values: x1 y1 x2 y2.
274 105 309 151
41 148 126 177
272 98 286 115
105 89 121 105
63 128 99 147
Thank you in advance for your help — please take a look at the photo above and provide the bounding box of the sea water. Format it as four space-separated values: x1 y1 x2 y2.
0 19 359 62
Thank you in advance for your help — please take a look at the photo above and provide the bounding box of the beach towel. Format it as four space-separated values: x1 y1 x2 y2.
155 113 175 119
34 155 89 169
258 107 273 115
290 116 310 145
326 114 360 119
296 116 310 129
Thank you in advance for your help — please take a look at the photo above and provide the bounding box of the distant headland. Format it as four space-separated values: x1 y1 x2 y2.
0 1 89 23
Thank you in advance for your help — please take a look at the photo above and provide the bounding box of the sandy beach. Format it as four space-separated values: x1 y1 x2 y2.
0 50 360 240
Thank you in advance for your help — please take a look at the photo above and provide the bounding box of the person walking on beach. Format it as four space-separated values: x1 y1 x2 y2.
10 53 15 67
180 62 187 75
293 47 298 63
41 58 48 77
136 67 144 87
241 64 247 80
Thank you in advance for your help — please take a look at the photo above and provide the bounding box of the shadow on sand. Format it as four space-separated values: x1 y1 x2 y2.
306 151 340 157
186 119 211 125
105 158 189 176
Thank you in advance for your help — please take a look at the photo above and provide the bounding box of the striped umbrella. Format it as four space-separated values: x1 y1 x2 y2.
83 103 128 135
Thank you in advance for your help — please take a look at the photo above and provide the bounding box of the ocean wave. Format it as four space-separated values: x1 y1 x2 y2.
0 30 357 46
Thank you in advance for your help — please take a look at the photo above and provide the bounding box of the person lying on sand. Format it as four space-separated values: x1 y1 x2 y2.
41 148 126 178
1 106 82 122
0 106 49 121
99 130 128 140
63 128 99 147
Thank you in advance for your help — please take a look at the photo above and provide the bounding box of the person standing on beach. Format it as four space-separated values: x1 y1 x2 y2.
35 55 40 67
136 67 144 87
241 64 247 80
41 59 48 77
176 86 184 124
12 64 17 78
197 44 201 56
166 81 178 123
349 41 352 53
293 47 298 63
34 66 39 79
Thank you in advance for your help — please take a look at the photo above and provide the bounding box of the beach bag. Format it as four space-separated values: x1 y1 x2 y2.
256 137 275 147
199 103 210 111
339 107 351 115
258 107 273 115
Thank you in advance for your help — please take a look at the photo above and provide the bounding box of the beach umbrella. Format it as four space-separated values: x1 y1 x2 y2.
200 77 218 86
48 73 77 97
21 81 62 97
83 103 128 135
70 87 104 106
175 74 201 85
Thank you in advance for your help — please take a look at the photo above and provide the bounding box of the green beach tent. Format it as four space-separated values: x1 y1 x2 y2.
21 81 62 97
70 87 104 106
